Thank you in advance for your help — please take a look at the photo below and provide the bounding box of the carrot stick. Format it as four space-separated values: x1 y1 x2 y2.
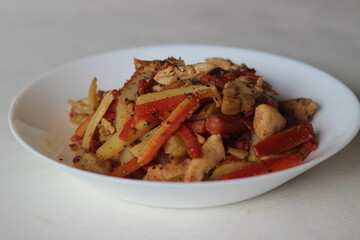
177 124 202 158
103 98 118 120
138 96 200 165
110 157 140 177
70 113 94 142
111 96 201 178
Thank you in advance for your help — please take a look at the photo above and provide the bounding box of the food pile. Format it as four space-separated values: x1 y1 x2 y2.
67 57 318 181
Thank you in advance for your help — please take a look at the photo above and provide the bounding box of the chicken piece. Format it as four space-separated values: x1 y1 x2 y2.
134 57 185 72
247 132 261 162
205 58 235 70
154 62 215 85
279 98 319 123
221 80 256 115
98 118 115 142
68 78 99 124
184 134 225 182
253 104 286 140
143 160 190 181
67 98 92 124
163 135 188 158
205 58 254 72
195 102 219 120
227 147 248 159
73 149 112 174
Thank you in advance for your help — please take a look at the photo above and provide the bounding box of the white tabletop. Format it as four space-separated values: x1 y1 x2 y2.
1 0 359 239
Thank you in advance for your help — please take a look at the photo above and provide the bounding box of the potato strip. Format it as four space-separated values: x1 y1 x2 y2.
82 92 114 150
136 84 217 105
115 72 153 131
88 77 98 112
96 119 158 160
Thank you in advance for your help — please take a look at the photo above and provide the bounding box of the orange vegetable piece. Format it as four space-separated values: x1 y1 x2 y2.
177 124 202 158
185 120 207 133
138 96 200 166
252 125 314 158
221 154 303 180
221 159 275 180
110 157 140 178
118 116 136 141
206 114 247 134
70 113 94 142
134 94 186 120
267 154 303 172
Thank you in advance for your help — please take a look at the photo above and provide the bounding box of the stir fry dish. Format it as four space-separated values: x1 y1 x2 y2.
67 57 319 182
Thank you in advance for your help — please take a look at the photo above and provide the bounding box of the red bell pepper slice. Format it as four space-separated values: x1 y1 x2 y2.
103 99 118 120
137 79 153 96
237 71 261 81
206 114 247 134
221 159 276 180
267 154 303 172
102 90 120 120
185 120 207 133
89 140 102 153
134 94 187 120
118 116 136 141
303 139 319 151
199 74 226 89
176 124 202 158
234 131 252 151
221 154 303 180
252 125 314 158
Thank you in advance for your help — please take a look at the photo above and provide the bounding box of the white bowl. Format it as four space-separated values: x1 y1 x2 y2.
9 45 360 208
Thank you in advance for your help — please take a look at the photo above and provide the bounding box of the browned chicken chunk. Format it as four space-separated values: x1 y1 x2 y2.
279 98 318 123
73 149 112 174
253 104 286 140
184 134 225 182
143 160 190 181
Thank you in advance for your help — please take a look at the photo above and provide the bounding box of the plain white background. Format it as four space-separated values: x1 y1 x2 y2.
1 0 359 239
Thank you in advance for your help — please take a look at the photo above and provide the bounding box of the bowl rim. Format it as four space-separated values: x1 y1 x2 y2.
8 44 360 187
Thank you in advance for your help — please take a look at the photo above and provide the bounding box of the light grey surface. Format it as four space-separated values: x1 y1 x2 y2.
1 0 359 239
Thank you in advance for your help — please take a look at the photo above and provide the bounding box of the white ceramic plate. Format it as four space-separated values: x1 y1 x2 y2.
9 45 360 208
